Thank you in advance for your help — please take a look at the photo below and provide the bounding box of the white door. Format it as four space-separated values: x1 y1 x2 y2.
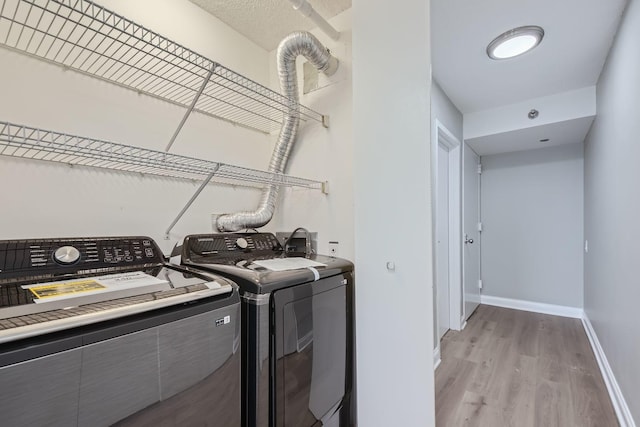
436 143 450 339
463 143 481 320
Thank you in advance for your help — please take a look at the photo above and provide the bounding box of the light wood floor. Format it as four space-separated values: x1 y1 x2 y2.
435 305 619 427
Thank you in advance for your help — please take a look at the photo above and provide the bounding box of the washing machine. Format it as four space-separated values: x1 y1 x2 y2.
175 232 354 427
0 236 241 427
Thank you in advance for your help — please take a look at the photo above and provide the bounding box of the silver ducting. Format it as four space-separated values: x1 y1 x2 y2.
216 31 338 232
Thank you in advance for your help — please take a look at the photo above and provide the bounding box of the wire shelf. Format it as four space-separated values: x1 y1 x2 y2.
0 0 326 134
0 121 325 190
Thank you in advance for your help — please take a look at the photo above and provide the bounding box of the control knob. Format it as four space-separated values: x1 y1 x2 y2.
235 237 249 250
54 246 81 264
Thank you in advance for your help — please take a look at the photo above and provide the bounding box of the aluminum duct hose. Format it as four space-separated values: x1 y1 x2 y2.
216 31 338 232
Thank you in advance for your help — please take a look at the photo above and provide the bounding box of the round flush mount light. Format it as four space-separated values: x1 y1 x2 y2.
487 26 544 60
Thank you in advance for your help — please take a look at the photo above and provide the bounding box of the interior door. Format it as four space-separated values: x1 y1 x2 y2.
436 143 450 339
463 143 481 320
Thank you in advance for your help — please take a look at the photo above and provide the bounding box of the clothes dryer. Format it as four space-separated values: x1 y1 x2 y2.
176 232 354 427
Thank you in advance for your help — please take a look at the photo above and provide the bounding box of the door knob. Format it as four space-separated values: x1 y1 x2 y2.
464 234 474 244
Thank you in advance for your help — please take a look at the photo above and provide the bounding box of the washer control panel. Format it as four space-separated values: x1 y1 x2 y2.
0 237 163 283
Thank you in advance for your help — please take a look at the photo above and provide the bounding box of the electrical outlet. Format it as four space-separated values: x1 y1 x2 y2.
328 241 339 256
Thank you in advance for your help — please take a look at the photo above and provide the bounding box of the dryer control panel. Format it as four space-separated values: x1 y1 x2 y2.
184 233 282 264
0 236 164 284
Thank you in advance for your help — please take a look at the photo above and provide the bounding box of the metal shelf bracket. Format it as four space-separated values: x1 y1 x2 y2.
165 62 217 153
165 165 220 238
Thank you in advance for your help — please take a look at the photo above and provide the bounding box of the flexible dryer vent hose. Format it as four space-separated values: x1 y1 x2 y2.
216 32 338 232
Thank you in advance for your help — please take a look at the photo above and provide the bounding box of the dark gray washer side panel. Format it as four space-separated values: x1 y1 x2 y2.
0 348 82 427
159 303 239 399
78 328 160 427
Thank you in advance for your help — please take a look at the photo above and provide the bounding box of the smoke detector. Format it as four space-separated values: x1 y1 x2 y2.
487 26 544 60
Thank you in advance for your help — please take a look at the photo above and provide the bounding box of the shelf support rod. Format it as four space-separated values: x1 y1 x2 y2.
165 164 220 238
165 63 217 152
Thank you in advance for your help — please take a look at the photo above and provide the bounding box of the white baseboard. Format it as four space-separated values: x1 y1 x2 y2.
433 345 441 370
582 315 636 427
480 295 583 319
460 315 467 331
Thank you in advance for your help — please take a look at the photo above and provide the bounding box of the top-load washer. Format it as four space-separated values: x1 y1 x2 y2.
0 235 241 427
176 232 354 427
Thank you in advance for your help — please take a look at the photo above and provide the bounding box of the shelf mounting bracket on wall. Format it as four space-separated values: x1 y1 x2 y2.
165 62 217 153
165 164 220 239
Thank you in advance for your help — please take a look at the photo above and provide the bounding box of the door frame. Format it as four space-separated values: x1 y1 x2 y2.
432 119 463 335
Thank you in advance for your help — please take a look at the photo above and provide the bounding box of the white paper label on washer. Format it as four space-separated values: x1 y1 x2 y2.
252 258 326 272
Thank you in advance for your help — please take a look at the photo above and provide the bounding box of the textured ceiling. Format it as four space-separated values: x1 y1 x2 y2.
189 0 351 51
432 0 627 113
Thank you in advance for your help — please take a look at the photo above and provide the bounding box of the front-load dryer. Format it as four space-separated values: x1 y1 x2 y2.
175 232 354 427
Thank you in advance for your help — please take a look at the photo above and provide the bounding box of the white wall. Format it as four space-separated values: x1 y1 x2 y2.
266 9 355 261
481 143 584 308
353 0 435 426
431 80 463 140
584 0 640 422
0 0 279 254
464 86 596 140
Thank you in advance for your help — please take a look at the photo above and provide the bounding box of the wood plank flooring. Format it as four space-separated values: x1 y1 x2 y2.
435 305 618 427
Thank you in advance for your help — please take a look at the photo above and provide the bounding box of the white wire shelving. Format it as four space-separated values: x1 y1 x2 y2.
0 120 327 234
0 0 328 134
0 121 324 190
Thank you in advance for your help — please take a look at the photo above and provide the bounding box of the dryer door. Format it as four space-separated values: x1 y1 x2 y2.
272 273 353 427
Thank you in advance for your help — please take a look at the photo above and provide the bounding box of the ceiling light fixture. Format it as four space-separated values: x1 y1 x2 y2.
487 26 544 60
